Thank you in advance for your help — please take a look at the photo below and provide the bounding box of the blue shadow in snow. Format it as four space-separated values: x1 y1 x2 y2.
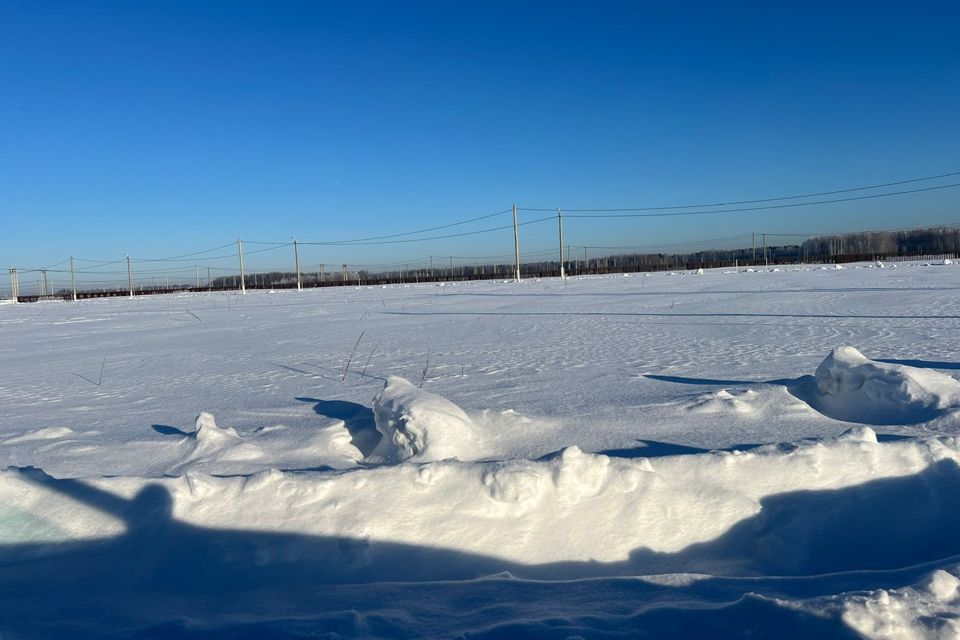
3 460 960 637
643 373 795 386
641 371 955 426
151 424 191 437
876 358 960 371
296 397 381 458
596 440 765 459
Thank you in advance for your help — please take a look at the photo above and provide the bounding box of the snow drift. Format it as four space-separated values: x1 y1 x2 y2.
840 569 960 639
169 412 262 473
4 426 960 575
812 346 960 425
367 376 482 463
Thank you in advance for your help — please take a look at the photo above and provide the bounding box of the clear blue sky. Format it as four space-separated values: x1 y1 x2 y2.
2 0 959 278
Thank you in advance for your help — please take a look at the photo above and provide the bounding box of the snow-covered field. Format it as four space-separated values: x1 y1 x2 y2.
2 261 960 638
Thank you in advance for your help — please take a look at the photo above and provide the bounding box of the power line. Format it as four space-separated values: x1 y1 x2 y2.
559 183 960 218
577 234 754 250
297 215 554 246
131 242 237 262
519 170 960 213
255 208 513 246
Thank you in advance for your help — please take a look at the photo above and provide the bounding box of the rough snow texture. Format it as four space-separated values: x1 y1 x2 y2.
3 426 959 568
367 375 482 463
2 261 960 637
814 346 960 425
790 568 960 640
841 570 960 640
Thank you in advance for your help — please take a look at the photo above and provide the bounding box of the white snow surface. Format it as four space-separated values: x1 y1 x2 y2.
2 261 960 638
813 346 960 425
367 375 483 463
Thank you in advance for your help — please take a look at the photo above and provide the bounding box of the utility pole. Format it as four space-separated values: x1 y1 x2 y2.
449 256 454 281
39 269 47 297
429 256 433 279
752 232 756 264
237 238 246 294
557 209 566 279
583 247 588 275
195 265 200 290
763 233 768 268
320 264 325 285
293 239 302 291
512 204 521 282
9 268 19 303
207 267 211 290
70 257 77 301
126 256 134 297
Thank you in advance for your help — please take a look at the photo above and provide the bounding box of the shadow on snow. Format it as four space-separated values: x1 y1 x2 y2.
296 397 382 458
2 459 960 638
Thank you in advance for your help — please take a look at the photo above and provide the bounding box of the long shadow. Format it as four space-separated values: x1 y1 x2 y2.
877 358 960 370
595 436 909 461
384 310 960 320
269 361 339 382
296 397 381 458
538 440 738 460
643 373 796 386
152 424 191 437
3 461 960 637
4 461 960 637
441 286 960 299
596 440 765 459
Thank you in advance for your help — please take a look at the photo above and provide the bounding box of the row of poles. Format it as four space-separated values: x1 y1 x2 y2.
4 209 791 303
6 204 554 302
6 209 785 302
8 256 135 303
237 204 548 294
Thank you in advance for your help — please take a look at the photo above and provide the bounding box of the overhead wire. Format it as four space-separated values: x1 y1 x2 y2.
556 183 960 218
519 170 960 212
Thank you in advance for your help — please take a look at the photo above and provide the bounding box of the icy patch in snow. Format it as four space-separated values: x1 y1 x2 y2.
811 347 960 425
839 568 960 639
367 376 482 463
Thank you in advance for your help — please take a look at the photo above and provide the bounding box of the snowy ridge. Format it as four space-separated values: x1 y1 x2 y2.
3 425 958 569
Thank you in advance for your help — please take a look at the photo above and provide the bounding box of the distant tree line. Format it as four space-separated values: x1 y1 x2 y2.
206 225 960 289
800 226 960 258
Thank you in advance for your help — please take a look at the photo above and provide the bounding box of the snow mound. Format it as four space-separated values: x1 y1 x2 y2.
812 347 960 425
686 389 758 414
367 376 482 463
169 412 262 473
839 568 960 639
194 411 240 443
